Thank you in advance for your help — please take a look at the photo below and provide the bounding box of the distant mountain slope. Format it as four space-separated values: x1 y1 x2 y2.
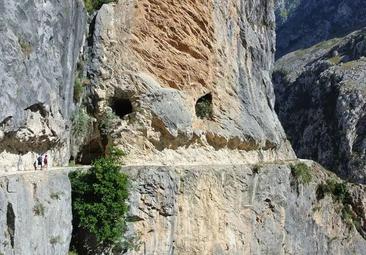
276 0 366 58
274 29 366 183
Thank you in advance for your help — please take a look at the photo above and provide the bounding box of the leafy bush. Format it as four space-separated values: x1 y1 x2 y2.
291 163 312 185
83 0 116 13
316 179 361 230
69 150 129 253
72 108 92 138
317 179 350 203
195 94 213 119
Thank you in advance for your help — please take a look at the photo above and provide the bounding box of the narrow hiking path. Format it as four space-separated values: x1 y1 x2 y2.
0 159 310 178
0 165 91 177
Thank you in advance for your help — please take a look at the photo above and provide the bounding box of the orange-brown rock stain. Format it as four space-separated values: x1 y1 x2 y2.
129 0 217 97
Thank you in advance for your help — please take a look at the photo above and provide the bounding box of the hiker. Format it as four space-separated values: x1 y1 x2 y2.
43 154 48 169
36 154 43 170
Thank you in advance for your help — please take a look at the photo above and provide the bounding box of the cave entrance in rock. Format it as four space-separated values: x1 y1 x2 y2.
110 97 133 119
76 138 104 165
195 93 213 119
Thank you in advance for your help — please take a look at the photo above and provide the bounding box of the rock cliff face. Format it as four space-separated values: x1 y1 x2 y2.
124 162 366 254
274 29 366 183
0 171 72 255
276 0 366 57
0 0 86 173
85 0 295 165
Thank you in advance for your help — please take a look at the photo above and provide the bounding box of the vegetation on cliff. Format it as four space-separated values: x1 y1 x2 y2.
69 147 129 254
83 0 116 13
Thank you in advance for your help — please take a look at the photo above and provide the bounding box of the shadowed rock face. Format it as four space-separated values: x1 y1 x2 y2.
86 0 294 164
0 0 86 172
274 29 366 183
275 0 366 58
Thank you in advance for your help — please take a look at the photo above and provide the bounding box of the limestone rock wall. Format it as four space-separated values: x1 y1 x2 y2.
0 171 72 255
124 162 366 255
0 0 86 173
86 0 295 165
274 29 366 184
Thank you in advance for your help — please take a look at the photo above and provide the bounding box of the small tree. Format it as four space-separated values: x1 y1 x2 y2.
69 149 128 254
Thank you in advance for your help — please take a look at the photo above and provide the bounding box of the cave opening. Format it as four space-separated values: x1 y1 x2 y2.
110 97 133 119
76 138 105 165
195 93 213 119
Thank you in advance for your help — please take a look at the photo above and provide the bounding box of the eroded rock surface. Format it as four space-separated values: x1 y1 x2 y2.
86 0 295 165
274 29 366 183
0 171 72 255
124 162 366 255
0 0 86 172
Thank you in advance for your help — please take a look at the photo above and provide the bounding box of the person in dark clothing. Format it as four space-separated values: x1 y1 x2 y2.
36 154 43 170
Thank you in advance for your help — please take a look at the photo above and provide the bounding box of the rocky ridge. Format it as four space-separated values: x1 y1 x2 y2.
274 29 366 184
276 0 366 57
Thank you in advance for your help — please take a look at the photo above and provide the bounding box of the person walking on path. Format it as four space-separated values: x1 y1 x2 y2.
34 154 43 170
43 154 48 170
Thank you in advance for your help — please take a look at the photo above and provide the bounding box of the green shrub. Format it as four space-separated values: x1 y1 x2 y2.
195 94 213 119
83 0 117 13
72 108 92 138
317 179 350 203
291 163 312 185
69 150 129 253
316 179 361 230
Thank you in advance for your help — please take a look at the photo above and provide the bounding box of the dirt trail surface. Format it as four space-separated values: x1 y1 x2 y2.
0 159 310 178
0 166 91 177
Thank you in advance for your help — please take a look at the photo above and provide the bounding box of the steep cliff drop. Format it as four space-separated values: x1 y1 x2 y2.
73 0 366 254
0 0 366 254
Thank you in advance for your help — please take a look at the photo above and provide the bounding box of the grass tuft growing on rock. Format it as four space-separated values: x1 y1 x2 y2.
291 163 312 185
316 178 363 232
